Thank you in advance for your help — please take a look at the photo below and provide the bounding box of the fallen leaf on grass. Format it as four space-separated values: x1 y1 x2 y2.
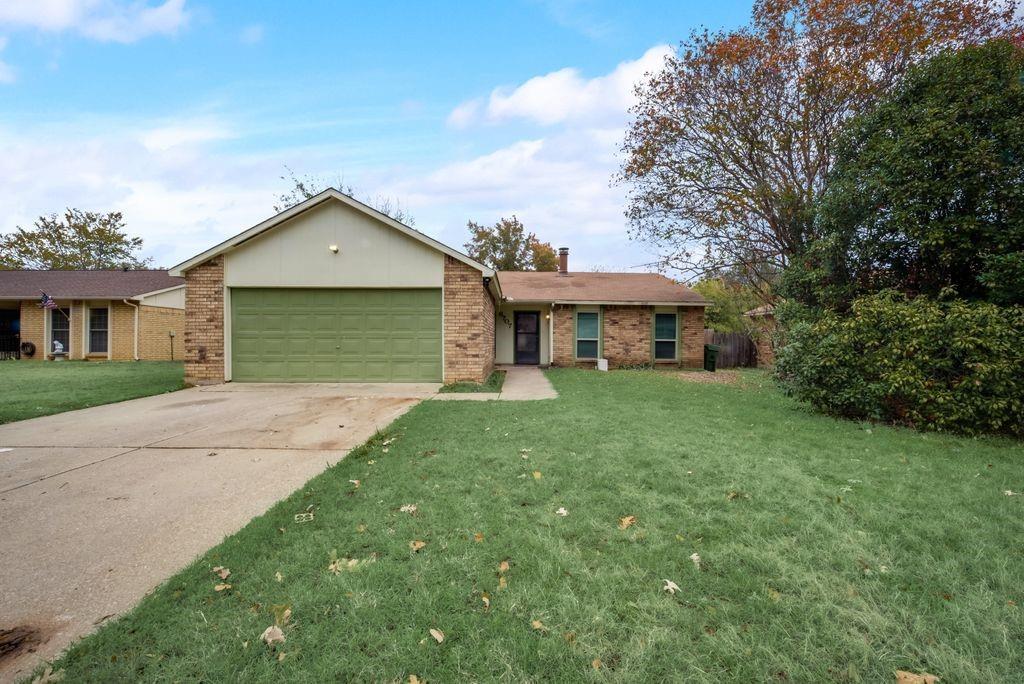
356 524 367 533
1005 490 1018 496
429 628 445 643
498 576 508 590
349 480 361 489
499 560 510 572
277 652 286 662
214 583 232 592
663 579 680 595
274 571 283 583
260 625 285 647
556 507 568 517
409 676 422 684
592 658 602 670
531 619 547 632
532 471 542 480
726 491 751 501
271 604 291 626
400 504 418 513
689 553 701 569
410 540 427 552
473 532 485 543
618 515 637 530
481 592 490 609
767 588 782 602
895 671 939 684
212 566 231 580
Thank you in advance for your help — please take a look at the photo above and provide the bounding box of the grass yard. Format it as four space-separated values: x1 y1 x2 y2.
438 369 507 393
43 369 1024 682
0 361 185 424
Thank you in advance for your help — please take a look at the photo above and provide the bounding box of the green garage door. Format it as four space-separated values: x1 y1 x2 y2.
231 288 442 382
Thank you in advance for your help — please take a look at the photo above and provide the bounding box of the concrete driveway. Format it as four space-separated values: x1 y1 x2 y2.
0 382 437 682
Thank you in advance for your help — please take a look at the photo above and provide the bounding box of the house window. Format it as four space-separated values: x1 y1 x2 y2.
576 311 599 359
89 307 109 354
50 308 70 354
654 312 677 360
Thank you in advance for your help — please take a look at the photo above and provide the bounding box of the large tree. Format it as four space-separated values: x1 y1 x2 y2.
785 39 1024 308
464 216 558 271
274 167 415 226
0 209 152 270
619 0 1020 301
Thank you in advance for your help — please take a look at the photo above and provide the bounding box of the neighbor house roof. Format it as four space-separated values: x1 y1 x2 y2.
743 304 775 317
0 270 183 300
169 188 495 280
497 271 707 305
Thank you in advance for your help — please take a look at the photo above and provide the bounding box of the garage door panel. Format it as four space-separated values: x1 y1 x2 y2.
231 288 442 382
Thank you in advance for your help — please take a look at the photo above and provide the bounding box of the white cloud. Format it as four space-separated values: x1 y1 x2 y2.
0 36 14 83
449 44 671 128
139 120 234 151
239 23 263 45
0 0 190 43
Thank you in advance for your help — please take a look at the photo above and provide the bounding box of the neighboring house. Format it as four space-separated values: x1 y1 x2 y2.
0 270 185 361
743 304 777 367
169 189 708 386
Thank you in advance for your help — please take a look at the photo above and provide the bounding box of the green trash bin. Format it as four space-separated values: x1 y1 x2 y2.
704 344 721 372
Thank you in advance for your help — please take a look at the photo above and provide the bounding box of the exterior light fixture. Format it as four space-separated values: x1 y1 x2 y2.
329 245 339 253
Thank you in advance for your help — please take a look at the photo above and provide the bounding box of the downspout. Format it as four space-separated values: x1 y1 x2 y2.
549 302 555 367
122 299 139 361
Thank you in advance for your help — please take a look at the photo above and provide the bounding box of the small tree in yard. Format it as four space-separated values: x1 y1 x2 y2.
0 209 152 270
464 216 558 271
618 0 1020 300
786 39 1024 309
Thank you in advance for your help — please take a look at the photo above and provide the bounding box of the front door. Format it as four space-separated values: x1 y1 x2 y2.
514 311 540 365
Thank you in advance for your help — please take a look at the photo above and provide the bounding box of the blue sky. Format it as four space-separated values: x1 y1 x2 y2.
0 0 751 271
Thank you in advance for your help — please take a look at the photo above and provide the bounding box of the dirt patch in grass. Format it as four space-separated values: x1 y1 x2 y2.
671 369 741 384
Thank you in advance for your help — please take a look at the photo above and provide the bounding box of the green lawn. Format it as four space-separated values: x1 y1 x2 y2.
438 369 507 393
0 361 185 424
42 369 1024 682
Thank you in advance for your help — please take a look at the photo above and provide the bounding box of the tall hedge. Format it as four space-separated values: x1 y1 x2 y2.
776 293 1024 437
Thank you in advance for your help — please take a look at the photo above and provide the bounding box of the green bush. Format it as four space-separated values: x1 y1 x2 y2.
776 293 1024 437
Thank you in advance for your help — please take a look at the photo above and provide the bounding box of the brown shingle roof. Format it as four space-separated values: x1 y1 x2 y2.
0 270 183 299
497 271 707 304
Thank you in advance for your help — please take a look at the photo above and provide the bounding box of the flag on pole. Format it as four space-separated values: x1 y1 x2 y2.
39 292 58 310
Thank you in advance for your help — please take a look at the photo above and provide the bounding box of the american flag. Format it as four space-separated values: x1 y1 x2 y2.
39 292 57 310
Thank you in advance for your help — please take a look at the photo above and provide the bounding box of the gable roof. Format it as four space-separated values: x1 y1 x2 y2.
169 188 494 278
0 270 183 300
498 271 707 305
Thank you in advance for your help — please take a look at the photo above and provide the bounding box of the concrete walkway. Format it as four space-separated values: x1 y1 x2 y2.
432 365 558 401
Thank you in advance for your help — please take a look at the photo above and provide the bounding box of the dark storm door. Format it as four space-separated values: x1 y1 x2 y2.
514 311 540 365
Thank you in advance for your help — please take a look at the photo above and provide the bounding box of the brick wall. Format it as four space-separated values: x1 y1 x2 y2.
69 302 84 360
139 306 185 361
111 301 135 360
681 306 705 368
443 256 493 383
18 301 44 361
184 257 225 384
602 305 652 367
551 304 574 366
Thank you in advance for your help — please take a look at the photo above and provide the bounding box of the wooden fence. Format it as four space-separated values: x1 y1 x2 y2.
703 330 756 368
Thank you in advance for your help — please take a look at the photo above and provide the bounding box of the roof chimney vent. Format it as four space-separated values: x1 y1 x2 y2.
557 247 569 275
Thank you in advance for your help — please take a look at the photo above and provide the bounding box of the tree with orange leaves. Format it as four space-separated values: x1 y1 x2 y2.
618 0 1021 301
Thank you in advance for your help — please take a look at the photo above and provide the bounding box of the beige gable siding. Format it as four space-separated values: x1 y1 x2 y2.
223 200 443 289
139 287 184 309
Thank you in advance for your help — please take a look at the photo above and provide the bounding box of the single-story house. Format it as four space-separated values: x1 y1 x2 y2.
169 189 708 385
0 270 185 361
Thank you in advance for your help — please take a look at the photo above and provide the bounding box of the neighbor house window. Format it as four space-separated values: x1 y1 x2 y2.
89 307 109 354
50 308 70 354
576 311 599 359
654 312 677 360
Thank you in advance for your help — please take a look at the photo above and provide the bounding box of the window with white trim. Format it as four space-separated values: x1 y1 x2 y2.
575 311 599 359
50 308 70 354
89 307 109 354
654 312 677 360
